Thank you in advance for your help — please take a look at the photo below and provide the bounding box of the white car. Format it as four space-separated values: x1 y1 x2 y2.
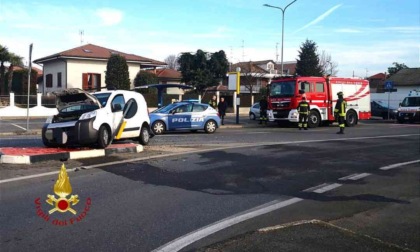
249 103 261 120
42 89 152 148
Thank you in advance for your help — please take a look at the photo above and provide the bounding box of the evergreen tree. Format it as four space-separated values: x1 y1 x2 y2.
178 49 229 94
105 54 131 90
295 39 323 76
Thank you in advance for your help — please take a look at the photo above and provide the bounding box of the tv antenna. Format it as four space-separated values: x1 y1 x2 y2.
79 30 84 45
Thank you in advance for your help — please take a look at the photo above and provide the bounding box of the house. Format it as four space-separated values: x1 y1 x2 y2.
370 68 420 108
367 72 386 93
230 60 296 94
33 44 166 94
147 68 185 95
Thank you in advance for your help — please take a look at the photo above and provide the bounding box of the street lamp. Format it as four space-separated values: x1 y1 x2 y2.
263 0 297 76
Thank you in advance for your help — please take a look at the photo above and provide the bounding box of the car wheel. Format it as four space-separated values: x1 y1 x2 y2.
138 126 150 145
152 120 166 135
97 125 111 149
345 110 358 127
249 112 256 120
308 110 320 128
204 120 217 133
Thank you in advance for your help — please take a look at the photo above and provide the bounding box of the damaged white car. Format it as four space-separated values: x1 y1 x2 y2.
42 88 152 148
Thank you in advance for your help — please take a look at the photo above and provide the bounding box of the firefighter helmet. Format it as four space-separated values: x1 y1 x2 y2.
337 91 343 96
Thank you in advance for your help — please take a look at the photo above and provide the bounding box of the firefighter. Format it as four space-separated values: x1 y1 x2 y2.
297 96 310 130
259 96 268 125
334 91 347 134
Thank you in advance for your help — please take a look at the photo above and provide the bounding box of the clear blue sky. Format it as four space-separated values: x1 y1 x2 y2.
1 0 419 77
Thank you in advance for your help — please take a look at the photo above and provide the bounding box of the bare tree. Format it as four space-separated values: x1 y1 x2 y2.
164 54 179 70
238 61 267 96
318 50 338 76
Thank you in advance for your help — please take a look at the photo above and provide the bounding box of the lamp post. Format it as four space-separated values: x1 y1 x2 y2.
263 0 297 76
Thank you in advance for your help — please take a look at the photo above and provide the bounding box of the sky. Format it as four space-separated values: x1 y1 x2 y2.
1 0 419 78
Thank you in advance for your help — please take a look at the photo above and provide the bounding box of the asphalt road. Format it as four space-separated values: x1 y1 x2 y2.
0 118 419 251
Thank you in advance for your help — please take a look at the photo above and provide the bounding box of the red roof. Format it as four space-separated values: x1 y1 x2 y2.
368 73 386 80
34 44 166 66
13 66 43 76
154 68 182 79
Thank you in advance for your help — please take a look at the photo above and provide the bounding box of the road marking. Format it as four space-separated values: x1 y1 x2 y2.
312 183 342 193
339 173 371 181
152 197 303 252
1 134 419 184
302 183 329 192
11 123 26 130
379 159 420 170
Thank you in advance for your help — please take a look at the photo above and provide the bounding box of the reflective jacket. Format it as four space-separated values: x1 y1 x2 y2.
334 98 347 116
297 101 310 114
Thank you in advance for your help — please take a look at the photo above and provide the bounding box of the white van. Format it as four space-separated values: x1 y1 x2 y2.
397 90 420 123
42 89 152 148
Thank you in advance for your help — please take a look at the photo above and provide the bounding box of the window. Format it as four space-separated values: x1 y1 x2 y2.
57 72 62 87
83 73 101 91
46 74 53 88
315 82 324 92
123 98 138 119
111 95 125 113
192 104 206 112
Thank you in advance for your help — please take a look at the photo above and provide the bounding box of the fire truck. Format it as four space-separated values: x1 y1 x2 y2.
267 76 371 127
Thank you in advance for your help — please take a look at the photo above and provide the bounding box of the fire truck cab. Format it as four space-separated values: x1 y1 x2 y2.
267 76 371 128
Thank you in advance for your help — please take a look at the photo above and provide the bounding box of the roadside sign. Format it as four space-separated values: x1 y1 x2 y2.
228 72 240 94
385 81 394 90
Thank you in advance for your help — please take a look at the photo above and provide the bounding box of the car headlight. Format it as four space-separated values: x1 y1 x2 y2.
45 116 53 124
80 110 97 120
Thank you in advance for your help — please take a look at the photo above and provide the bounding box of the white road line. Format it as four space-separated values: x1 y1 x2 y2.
313 183 342 193
1 134 419 184
302 183 329 192
11 123 26 130
152 197 303 252
339 173 371 181
379 159 420 170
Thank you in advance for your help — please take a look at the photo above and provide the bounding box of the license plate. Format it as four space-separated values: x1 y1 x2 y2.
273 111 277 115
404 117 409 120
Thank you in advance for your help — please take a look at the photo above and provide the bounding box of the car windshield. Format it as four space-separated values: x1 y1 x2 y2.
59 104 99 113
270 81 296 98
401 97 420 107
93 93 111 107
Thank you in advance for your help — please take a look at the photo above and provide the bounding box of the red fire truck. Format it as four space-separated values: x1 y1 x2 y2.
267 76 371 127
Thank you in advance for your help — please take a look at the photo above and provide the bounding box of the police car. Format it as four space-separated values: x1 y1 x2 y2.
42 88 152 148
149 102 221 134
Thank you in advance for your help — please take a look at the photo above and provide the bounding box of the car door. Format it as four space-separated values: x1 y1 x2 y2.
110 94 125 136
168 104 193 130
191 104 207 128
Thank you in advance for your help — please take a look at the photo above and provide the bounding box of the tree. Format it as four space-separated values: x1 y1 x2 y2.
164 54 179 70
0 45 23 95
178 49 229 95
105 54 131 90
387 62 408 76
318 50 338 76
133 71 158 93
295 39 323 76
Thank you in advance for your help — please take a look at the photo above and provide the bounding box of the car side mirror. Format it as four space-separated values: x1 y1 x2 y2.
399 103 402 107
112 103 122 112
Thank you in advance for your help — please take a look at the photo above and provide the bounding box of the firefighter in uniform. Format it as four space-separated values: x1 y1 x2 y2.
297 96 310 130
334 91 347 134
259 96 268 125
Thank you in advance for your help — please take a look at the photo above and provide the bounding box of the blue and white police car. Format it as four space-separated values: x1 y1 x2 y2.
149 102 221 134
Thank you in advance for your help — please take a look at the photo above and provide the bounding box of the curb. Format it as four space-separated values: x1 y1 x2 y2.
0 143 143 164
